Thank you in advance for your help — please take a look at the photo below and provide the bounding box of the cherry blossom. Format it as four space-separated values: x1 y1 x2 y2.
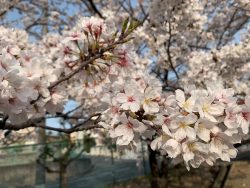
237 97 250 134
175 89 196 113
0 4 250 172
169 113 197 141
114 113 147 145
197 95 225 122
142 87 160 114
116 84 142 112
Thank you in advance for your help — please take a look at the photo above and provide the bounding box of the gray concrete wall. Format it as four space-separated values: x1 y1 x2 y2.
0 157 93 188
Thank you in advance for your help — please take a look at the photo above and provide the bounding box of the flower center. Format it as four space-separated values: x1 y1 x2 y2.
111 106 119 114
127 96 135 102
228 112 235 120
202 103 210 113
179 122 187 128
242 112 250 121
144 98 152 105
183 100 190 109
118 57 129 67
127 122 133 128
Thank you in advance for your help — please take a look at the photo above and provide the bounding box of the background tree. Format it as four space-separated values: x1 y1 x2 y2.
0 1 250 188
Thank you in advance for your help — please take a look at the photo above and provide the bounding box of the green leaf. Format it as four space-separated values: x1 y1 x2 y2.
128 19 140 32
143 114 156 121
121 17 130 35
112 29 119 42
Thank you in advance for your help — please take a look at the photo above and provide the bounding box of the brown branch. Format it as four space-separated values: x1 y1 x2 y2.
188 44 211 50
1 113 102 133
216 8 238 49
223 16 250 45
165 21 179 79
139 2 149 23
36 123 102 134
49 54 102 90
0 1 20 17
0 115 9 129
51 104 85 119
127 0 134 16
87 0 104 19
49 40 130 88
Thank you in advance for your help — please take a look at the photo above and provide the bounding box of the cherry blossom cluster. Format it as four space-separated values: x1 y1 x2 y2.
1 7 250 170
0 26 68 123
182 35 250 94
99 77 250 169
0 17 136 124
132 0 250 94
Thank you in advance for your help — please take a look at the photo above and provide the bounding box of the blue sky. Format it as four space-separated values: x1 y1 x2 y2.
46 100 78 133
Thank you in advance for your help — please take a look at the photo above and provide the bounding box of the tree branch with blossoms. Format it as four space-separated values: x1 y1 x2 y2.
1 112 102 133
1 1 250 172
0 17 140 133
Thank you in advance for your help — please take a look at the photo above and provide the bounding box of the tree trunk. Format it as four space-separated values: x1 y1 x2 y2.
42 0 49 35
148 144 160 188
148 145 169 188
141 139 147 175
160 156 169 188
35 121 46 188
59 164 68 188
35 0 48 186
